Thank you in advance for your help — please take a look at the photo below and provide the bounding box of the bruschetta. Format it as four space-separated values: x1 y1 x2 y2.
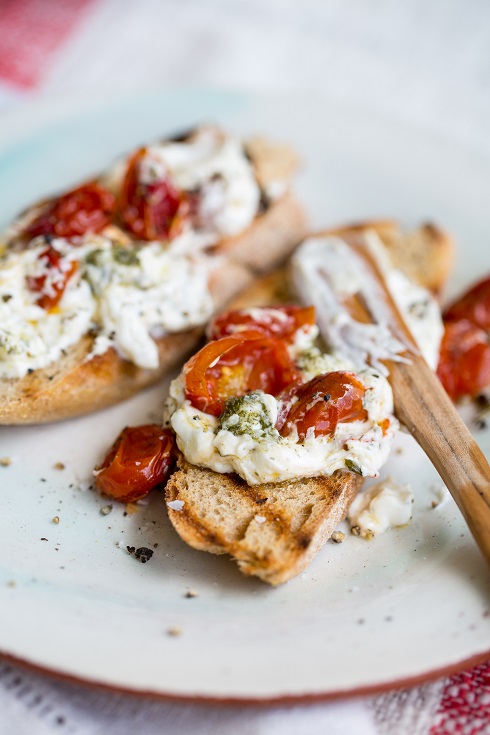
0 126 306 423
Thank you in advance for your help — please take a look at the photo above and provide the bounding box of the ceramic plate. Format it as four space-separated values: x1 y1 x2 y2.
0 90 489 701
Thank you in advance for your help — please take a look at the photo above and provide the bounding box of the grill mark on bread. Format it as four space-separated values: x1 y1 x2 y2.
166 455 363 584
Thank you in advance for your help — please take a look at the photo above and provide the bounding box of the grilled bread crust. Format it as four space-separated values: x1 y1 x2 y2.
166 456 363 586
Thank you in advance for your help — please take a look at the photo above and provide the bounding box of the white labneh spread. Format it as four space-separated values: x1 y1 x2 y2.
105 126 261 248
0 235 214 378
291 232 444 371
168 325 398 486
348 476 414 538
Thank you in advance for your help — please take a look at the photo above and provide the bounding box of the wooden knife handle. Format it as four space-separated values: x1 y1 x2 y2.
390 355 490 565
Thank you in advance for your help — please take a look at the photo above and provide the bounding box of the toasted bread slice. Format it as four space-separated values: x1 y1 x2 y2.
166 456 363 586
164 220 453 584
0 133 306 424
215 192 307 273
0 261 253 424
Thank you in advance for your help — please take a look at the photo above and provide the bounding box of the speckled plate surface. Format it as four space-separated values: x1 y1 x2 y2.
0 89 489 701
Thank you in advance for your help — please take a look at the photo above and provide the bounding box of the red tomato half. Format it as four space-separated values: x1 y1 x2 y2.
119 148 185 240
94 425 176 503
24 183 115 240
444 276 490 332
25 246 78 310
208 306 316 343
184 332 300 417
437 319 490 401
279 372 368 441
437 276 490 400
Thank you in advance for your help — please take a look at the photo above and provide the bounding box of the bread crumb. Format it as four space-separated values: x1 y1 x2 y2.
7 580 15 588
167 626 182 637
0 457 11 467
184 589 199 598
100 504 113 516
54 462 65 471
125 502 139 515
331 531 345 543
168 499 185 511
254 515 266 524
52 516 60 524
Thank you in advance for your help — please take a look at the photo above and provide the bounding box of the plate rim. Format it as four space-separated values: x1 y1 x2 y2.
1 86 490 702
2 647 490 704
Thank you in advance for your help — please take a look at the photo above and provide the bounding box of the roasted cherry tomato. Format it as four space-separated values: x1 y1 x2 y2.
184 332 300 416
119 148 185 240
437 319 490 401
444 276 490 332
208 306 316 343
436 276 490 400
24 182 115 240
94 425 176 503
25 246 78 310
279 372 368 441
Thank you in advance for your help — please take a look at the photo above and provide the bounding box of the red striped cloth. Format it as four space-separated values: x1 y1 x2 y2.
0 0 95 89
431 663 490 735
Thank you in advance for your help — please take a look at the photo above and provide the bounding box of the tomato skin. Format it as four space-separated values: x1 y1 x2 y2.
119 148 185 240
208 306 316 343
184 332 300 417
279 372 368 441
24 183 115 240
25 246 77 310
437 276 490 400
94 425 176 503
444 276 490 332
437 320 490 401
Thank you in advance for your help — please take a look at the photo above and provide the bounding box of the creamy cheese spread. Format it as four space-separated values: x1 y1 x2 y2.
348 476 414 538
291 232 444 372
0 234 214 378
167 326 398 486
104 126 261 249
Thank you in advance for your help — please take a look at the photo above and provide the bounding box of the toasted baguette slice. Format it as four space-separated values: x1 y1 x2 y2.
215 191 307 274
0 133 307 424
166 457 363 586
165 220 454 584
0 261 253 424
